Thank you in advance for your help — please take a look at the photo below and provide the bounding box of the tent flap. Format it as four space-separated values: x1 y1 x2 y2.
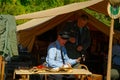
18 12 75 52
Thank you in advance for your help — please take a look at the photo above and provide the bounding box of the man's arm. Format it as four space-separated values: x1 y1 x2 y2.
46 47 63 68
63 47 77 65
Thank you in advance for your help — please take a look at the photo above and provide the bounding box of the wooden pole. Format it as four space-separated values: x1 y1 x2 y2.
0 56 2 79
106 19 114 80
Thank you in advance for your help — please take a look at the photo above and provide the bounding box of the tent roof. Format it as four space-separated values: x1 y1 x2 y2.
16 0 120 52
17 16 55 31
15 0 103 20
16 0 104 52
16 0 109 31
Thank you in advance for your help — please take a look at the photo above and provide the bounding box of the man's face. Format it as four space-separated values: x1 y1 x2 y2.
58 36 68 46
78 18 88 28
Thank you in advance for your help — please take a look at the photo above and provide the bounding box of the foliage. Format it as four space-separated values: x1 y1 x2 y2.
0 0 66 25
85 9 111 26
114 19 120 31
0 0 110 26
0 0 88 15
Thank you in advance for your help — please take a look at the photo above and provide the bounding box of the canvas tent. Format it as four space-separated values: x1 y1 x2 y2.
14 0 120 80
16 0 105 52
15 0 120 52
17 10 109 52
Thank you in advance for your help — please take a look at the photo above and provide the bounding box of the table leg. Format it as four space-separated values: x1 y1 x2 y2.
45 74 47 80
13 71 16 80
21 74 29 80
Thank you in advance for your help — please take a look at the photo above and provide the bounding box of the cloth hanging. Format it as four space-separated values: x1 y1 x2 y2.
0 15 18 58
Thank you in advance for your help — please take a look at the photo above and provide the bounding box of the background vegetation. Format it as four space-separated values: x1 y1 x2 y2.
0 0 111 26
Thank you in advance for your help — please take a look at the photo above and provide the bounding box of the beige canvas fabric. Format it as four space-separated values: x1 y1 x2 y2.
15 0 120 52
17 13 74 52
15 0 103 20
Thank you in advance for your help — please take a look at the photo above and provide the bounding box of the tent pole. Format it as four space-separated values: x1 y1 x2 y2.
106 19 114 80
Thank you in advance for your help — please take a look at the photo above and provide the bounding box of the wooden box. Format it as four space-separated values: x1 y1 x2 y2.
91 74 103 80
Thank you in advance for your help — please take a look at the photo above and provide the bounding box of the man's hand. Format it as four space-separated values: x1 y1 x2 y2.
77 45 83 51
76 57 81 63
69 37 76 43
62 63 71 68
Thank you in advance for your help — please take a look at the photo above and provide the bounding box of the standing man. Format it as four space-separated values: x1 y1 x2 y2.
64 14 91 62
46 31 80 80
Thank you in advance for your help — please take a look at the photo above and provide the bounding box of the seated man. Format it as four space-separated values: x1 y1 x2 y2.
46 31 81 80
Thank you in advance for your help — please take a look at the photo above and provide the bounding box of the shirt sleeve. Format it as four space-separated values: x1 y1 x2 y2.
63 47 76 65
46 47 63 68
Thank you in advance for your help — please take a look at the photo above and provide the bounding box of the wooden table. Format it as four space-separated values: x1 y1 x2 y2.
13 69 92 80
